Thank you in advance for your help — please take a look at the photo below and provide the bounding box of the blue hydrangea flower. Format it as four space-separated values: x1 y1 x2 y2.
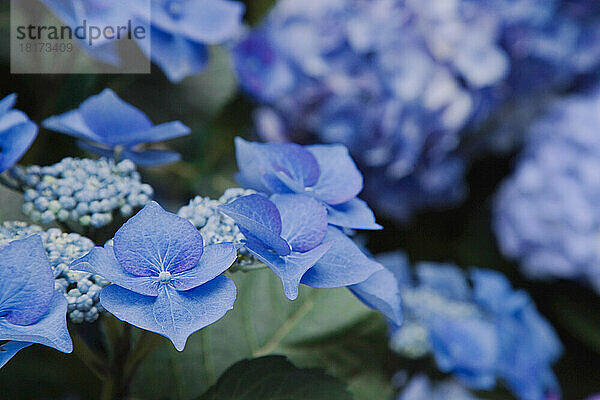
494 89 600 292
38 0 129 65
352 255 562 400
233 0 600 220
0 235 73 368
219 193 382 300
0 94 38 173
43 89 190 166
129 0 245 82
235 138 381 230
71 201 237 351
397 374 481 400
0 222 107 324
11 157 152 228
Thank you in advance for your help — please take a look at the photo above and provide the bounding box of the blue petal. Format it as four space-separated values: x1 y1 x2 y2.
0 94 17 115
301 226 383 288
0 291 72 354
0 118 38 173
114 201 204 276
326 198 382 230
234 137 320 194
78 89 154 145
136 22 209 83
0 341 32 369
151 0 244 44
171 243 237 291
470 269 520 315
271 194 327 252
43 110 100 143
306 145 363 205
0 235 54 326
218 194 291 256
70 245 159 296
416 263 470 301
245 237 331 300
349 267 403 327
100 275 236 351
123 121 191 146
122 149 182 167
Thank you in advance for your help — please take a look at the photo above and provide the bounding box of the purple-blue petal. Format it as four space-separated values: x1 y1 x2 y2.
349 267 403 327
0 341 32 369
271 194 327 252
70 245 159 296
43 110 100 143
306 144 363 205
122 149 182 167
124 121 191 146
301 226 383 288
0 118 38 174
0 291 72 354
113 201 204 276
218 194 290 256
78 89 153 144
326 198 382 230
171 243 237 291
100 275 236 351
0 235 54 326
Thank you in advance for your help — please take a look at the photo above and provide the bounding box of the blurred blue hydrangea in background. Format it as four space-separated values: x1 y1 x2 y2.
233 0 600 220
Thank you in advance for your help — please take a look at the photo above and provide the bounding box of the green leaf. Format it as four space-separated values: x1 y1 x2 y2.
132 269 393 400
196 356 353 400
0 184 24 223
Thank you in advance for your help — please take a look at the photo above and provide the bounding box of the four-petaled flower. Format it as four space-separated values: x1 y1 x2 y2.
71 201 237 351
43 89 191 167
0 94 38 173
0 235 72 368
235 138 382 230
220 193 382 300
129 0 245 82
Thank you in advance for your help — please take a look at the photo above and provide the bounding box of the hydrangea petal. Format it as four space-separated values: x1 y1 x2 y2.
79 89 153 144
0 94 17 115
100 275 236 351
326 198 382 230
0 292 72 354
306 144 363 205
0 235 54 326
271 194 327 252
122 149 182 167
0 341 32 369
349 267 403 327
218 194 290 256
0 118 38 174
113 201 204 276
416 263 470 301
70 245 159 296
177 0 245 44
43 110 100 143
171 243 237 291
124 121 191 146
301 226 383 288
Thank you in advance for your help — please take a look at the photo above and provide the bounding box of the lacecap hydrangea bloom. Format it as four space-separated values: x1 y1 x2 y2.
352 253 562 400
0 235 72 368
71 201 237 351
220 193 383 300
11 157 152 228
494 89 600 292
234 138 380 230
129 0 245 82
43 89 190 166
233 0 600 220
0 94 38 173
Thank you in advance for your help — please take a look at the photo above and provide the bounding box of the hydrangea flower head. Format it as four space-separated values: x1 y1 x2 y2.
130 0 245 82
494 89 600 292
43 89 190 166
0 235 72 368
352 255 562 400
235 138 381 230
71 201 237 351
0 94 38 173
220 193 382 300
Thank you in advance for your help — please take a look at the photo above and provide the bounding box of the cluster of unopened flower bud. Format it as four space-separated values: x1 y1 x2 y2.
178 188 257 266
11 157 153 228
0 222 108 323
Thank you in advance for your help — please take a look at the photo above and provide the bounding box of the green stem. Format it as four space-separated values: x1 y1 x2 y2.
123 331 165 383
71 330 108 381
0 172 22 193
